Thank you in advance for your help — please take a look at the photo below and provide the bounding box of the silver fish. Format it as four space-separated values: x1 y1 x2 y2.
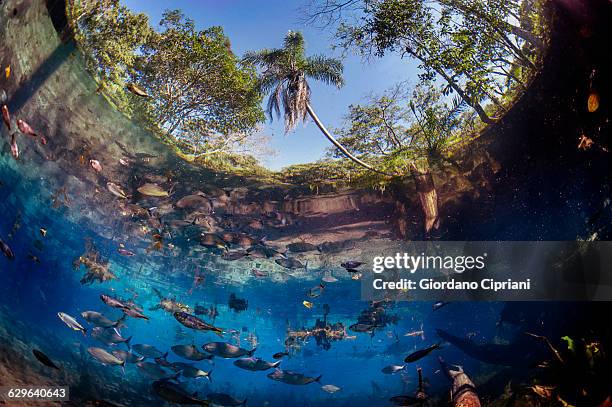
179 365 212 380
57 312 86 335
136 361 178 380
171 344 212 361
91 327 131 347
81 311 126 329
267 368 321 385
111 350 144 364
132 344 167 359
87 347 125 371
381 365 406 374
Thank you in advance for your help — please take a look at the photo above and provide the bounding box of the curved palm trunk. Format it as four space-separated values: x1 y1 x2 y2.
306 103 391 176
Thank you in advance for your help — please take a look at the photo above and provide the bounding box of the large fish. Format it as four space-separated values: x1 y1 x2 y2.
174 312 223 335
233 357 280 371
179 365 212 381
202 342 255 359
100 294 130 310
132 344 167 359
171 344 212 361
87 347 125 372
91 327 132 348
267 368 321 385
57 312 86 335
207 393 247 406
404 343 440 363
152 380 209 406
81 311 126 329
111 350 144 364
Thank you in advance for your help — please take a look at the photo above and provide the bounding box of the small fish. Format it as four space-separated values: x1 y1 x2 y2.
321 384 341 393
0 237 15 259
5 66 10 79
307 284 325 298
341 261 362 269
126 83 150 97
16 119 38 137
432 301 450 311
1 104 10 130
303 300 313 309
87 347 125 371
57 312 86 335
272 351 289 359
117 248 135 257
107 182 127 199
39 228 47 237
381 365 406 374
137 183 169 197
40 136 47 145
251 268 268 278
100 293 129 309
200 233 228 251
404 343 441 363
587 91 599 112
27 253 41 263
321 274 338 283
32 349 60 370
90 159 102 173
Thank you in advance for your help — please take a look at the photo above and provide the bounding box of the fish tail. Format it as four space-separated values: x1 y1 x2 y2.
247 348 257 357
207 370 212 383
272 360 281 368
162 351 168 359
315 375 322 383
125 336 132 350
121 360 126 375
241 399 247 406
82 328 87 336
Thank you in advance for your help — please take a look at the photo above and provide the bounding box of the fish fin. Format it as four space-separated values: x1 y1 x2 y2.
82 328 87 336
315 375 322 383
272 360 282 368
125 336 132 350
241 399 247 406
115 314 128 328
163 351 168 359
172 371 181 381
248 348 257 357
121 360 126 375
305 261 309 272
214 329 224 338
207 370 212 383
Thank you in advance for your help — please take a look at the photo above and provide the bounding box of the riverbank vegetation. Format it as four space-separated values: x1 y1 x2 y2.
67 0 549 189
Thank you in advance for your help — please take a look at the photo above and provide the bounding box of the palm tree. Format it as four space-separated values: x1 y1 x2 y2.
244 31 387 174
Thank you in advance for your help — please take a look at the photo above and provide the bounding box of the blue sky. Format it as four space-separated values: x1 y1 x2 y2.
123 0 417 170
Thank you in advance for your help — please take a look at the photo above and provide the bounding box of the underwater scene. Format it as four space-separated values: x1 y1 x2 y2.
1 0 611 406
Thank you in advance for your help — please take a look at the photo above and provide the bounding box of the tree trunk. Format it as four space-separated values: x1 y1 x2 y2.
410 163 439 234
306 104 391 176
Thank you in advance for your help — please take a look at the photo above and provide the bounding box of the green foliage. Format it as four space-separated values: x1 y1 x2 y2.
322 0 547 122
70 3 265 162
133 10 264 148
333 81 472 174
